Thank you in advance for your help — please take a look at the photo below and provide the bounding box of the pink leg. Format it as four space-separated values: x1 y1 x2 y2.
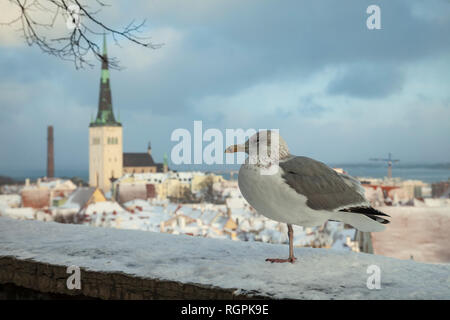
266 224 297 263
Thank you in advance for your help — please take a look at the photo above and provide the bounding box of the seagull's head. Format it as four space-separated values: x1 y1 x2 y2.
225 130 290 165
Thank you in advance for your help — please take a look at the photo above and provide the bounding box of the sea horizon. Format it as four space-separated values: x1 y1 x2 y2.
1 162 450 184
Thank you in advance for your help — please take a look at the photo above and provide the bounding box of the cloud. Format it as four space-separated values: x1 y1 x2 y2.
0 0 79 47
1 0 450 175
0 78 92 171
107 0 450 117
0 1 24 47
298 96 328 117
326 63 404 98
112 27 184 71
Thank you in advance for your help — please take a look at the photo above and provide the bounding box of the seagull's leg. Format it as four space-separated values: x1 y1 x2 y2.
266 224 297 263
288 224 296 261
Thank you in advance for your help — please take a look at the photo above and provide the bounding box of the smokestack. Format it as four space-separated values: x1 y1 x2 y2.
47 126 54 178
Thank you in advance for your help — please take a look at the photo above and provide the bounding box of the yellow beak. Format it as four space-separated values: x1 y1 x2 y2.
224 144 245 153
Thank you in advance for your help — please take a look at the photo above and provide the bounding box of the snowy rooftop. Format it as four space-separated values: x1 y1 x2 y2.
0 217 448 299
118 171 209 184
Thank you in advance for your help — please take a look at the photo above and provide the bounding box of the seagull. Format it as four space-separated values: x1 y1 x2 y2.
225 130 390 263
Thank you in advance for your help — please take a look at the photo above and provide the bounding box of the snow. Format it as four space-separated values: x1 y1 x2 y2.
226 197 246 209
118 171 205 184
0 194 21 208
331 226 358 251
0 216 448 299
39 179 77 190
83 201 125 215
0 207 35 220
123 199 154 209
1 176 449 265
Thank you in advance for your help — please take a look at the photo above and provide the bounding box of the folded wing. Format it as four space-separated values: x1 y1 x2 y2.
279 156 389 224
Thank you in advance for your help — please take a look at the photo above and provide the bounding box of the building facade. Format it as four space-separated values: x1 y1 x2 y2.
123 143 164 174
89 36 123 192
89 37 167 193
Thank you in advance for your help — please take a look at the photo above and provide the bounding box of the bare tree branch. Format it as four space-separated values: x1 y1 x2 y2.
1 0 163 69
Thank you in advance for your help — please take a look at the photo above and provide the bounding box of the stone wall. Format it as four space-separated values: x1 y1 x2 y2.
0 256 266 300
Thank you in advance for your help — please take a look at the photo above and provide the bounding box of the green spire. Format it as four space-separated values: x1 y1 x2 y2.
89 34 121 128
103 33 107 56
101 69 109 84
101 34 109 84
163 153 168 166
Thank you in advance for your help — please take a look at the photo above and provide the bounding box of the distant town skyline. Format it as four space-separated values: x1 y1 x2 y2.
1 0 450 174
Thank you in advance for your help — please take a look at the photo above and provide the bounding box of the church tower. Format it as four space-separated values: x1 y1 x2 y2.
89 35 123 192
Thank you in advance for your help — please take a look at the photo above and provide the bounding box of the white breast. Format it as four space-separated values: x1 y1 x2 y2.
238 163 330 227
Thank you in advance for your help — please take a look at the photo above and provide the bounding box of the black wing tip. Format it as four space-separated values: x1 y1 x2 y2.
339 206 391 224
365 214 390 224
340 206 390 217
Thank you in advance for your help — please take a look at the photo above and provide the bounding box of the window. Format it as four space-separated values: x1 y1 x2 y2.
107 137 119 144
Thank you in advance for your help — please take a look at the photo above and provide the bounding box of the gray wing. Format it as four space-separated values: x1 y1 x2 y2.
279 156 367 211
338 172 366 198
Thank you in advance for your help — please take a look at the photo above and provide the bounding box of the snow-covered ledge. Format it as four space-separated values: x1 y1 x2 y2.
0 217 449 300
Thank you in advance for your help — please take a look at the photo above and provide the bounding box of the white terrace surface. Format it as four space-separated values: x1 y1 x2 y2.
0 217 449 299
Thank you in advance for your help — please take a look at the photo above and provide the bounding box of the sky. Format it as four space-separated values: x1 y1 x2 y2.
0 0 449 176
